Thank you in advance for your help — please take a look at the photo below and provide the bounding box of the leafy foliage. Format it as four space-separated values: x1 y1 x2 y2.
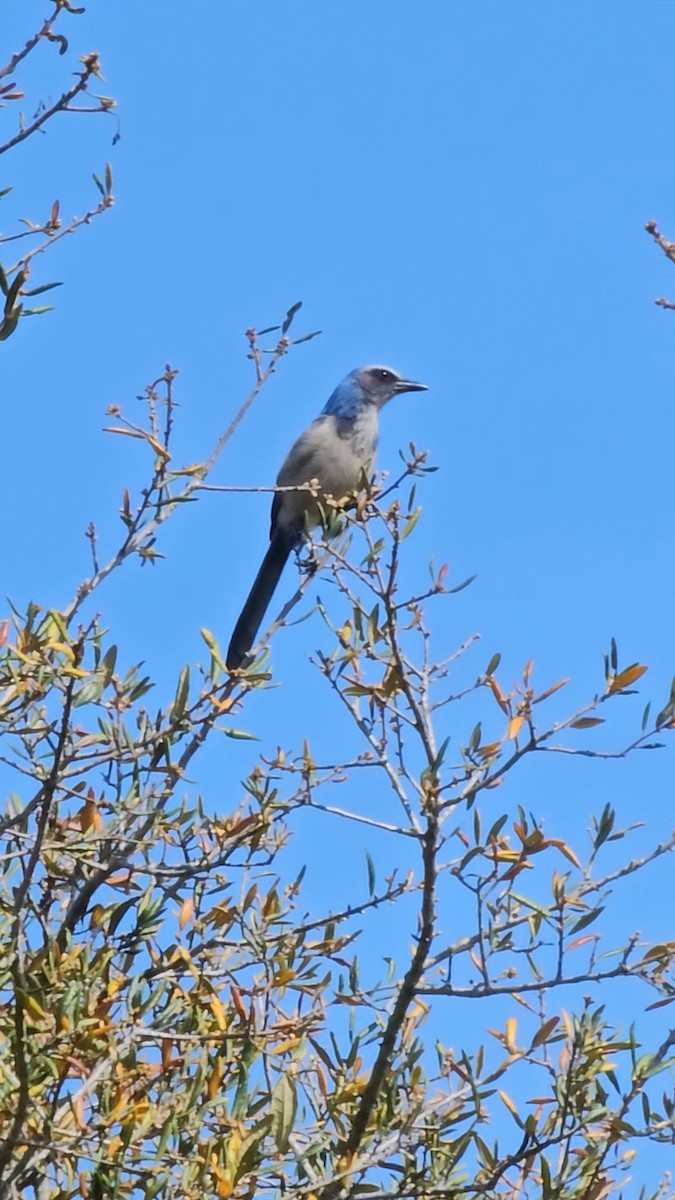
1 8 675 1200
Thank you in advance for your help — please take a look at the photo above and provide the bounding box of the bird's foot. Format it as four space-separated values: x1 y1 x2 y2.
296 545 320 576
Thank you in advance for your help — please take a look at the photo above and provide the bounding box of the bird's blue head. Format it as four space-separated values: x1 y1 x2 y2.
323 365 428 419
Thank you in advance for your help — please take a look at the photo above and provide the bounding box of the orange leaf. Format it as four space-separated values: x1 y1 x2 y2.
230 983 248 1022
487 676 509 713
533 677 570 704
501 860 533 881
567 934 600 952
507 715 524 740
531 1016 560 1048
79 798 103 833
609 663 648 694
178 897 194 930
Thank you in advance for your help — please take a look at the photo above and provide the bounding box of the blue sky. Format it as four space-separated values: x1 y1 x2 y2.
4 0 675 1181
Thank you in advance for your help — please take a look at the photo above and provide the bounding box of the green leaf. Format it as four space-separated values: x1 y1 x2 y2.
366 603 380 645
0 306 22 341
171 665 190 723
270 1072 297 1152
100 644 117 681
430 735 450 773
73 673 107 707
400 505 422 540
108 897 137 935
569 906 605 934
6 268 26 308
23 280 63 297
21 305 56 317
292 329 322 345
365 851 376 896
281 300 302 334
201 626 226 672
447 573 476 595
220 726 258 741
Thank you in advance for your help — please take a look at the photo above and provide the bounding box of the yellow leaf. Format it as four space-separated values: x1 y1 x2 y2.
210 994 228 1031
560 1008 574 1039
477 741 501 760
547 838 581 868
273 968 296 987
505 1017 517 1050
45 638 76 661
207 1062 221 1100
73 1094 86 1129
103 425 170 461
17 988 46 1022
336 621 352 645
225 1128 242 1171
273 1036 302 1055
498 1088 518 1115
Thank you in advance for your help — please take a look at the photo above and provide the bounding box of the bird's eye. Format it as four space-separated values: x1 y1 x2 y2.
379 369 391 380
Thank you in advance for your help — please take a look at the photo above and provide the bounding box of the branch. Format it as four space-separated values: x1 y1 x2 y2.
0 3 64 82
343 798 439 1159
0 659 80 1178
420 961 636 999
0 54 111 158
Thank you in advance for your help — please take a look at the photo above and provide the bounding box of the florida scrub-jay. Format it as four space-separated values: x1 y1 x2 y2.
226 365 427 670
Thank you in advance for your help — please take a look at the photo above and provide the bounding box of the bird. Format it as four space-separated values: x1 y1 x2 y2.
226 364 428 670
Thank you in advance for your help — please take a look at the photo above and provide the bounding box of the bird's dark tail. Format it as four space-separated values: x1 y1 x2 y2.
227 529 295 670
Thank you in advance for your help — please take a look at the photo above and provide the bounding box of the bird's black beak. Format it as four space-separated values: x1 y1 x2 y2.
394 378 428 394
